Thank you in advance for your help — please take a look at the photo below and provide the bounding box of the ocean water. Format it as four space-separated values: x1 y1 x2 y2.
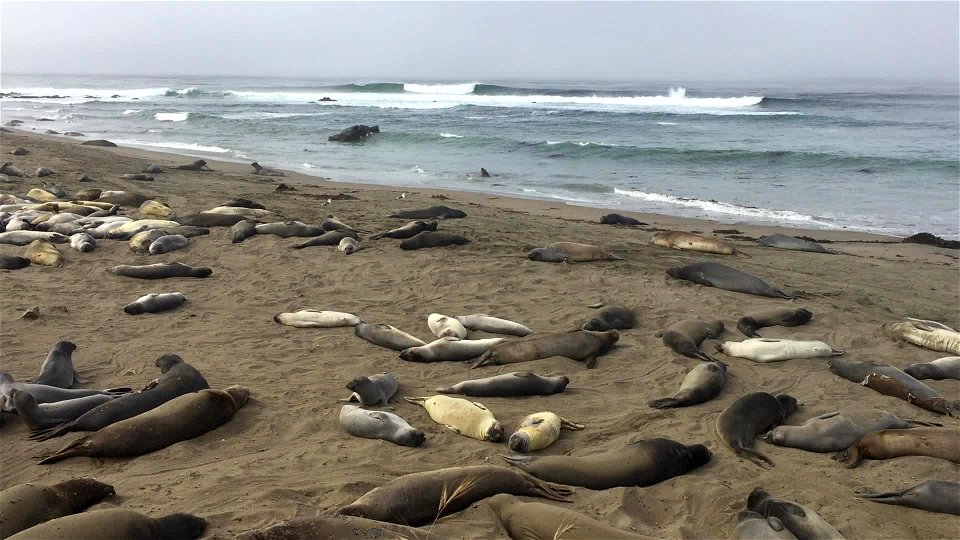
2 75 958 238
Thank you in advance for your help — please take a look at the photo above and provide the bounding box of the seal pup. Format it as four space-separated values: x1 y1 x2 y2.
486 494 645 539
437 372 569 397
274 310 360 328
176 212 248 227
290 230 357 248
175 159 212 171
508 411 584 453
123 292 187 314
500 438 710 489
455 314 532 336
33 340 81 388
399 337 507 362
733 511 797 540
207 206 280 220
764 411 936 453
648 361 727 409
96 191 148 207
108 262 212 279
400 231 469 250
600 213 646 226
833 427 960 468
148 234 188 255
0 373 126 413
35 167 58 177
220 197 265 209
354 322 426 351
828 358 960 417
657 319 724 362
5 508 207 540
236 516 439 540
255 221 324 238
667 262 791 298
251 162 285 177
229 220 257 243
26 188 58 202
341 372 398 405
371 220 437 239
738 307 813 337
68 232 95 252
428 313 467 339
0 231 68 245
883 319 960 355
652 231 746 256
405 395 503 441
143 165 164 174
746 489 843 540
0 162 26 177
717 338 844 362
389 205 466 219
129 229 169 254
859 480 960 516
0 254 30 270
758 234 832 253
904 356 960 380
582 306 636 331
0 479 116 538
11 390 115 430
24 239 63 267
338 405 425 447
716 392 798 467
472 329 619 369
337 236 361 254
528 242 623 263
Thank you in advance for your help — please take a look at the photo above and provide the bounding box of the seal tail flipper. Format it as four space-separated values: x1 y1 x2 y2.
499 453 535 472
696 350 719 363
734 447 775 468
559 417 585 430
471 351 494 369
525 476 574 502
648 397 682 409
734 249 753 259
29 421 76 441
37 437 87 464
831 348 846 356
403 396 428 406
905 418 942 427
857 489 908 504
434 386 456 394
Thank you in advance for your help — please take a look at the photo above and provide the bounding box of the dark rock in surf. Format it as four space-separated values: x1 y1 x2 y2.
328 125 380 142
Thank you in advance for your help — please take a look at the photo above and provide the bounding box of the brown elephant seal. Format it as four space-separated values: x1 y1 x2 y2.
389 205 466 219
436 372 569 397
904 356 960 381
400 231 469 250
738 307 813 337
658 319 724 362
291 229 357 248
528 242 623 263
648 361 727 409
96 191 148 207
80 139 118 147
758 234 832 254
833 427 960 468
335 465 572 526
733 511 797 540
354 322 425 351
371 220 437 239
828 358 960 417
39 385 249 464
176 212 248 227
501 438 710 489
33 340 80 388
652 231 746 256
6 508 206 540
25 239 63 267
582 305 636 331
716 392 798 467
229 219 257 243
859 480 960 516
11 390 115 430
472 330 619 369
764 411 935 453
746 488 843 540
486 493 644 539
599 213 646 226
0 479 115 538
341 372 397 405
255 221 324 238
338 405 425 447
175 159 212 171
236 515 442 540
667 262 791 298
129 229 169 254
107 262 212 279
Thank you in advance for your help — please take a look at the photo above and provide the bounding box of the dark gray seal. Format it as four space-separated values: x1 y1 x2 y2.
108 262 212 279
400 231 469 250
716 392 798 467
371 220 438 239
123 292 186 314
904 356 960 381
0 254 30 270
121 173 153 181
175 159 212 171
33 340 80 388
229 220 257 243
148 234 188 255
764 411 934 453
255 221 324 237
342 372 398 405
389 205 466 219
399 337 507 362
600 213 647 225
746 488 844 539
859 480 960 516
11 390 115 430
648 361 727 409
758 234 832 253
436 372 569 397
236 516 440 540
80 139 117 147
828 358 960 417
338 405 425 447
291 230 358 249
5 508 207 540
221 197 265 209
176 213 248 227
582 306 636 331
0 479 116 538
738 307 813 337
658 319 724 362
250 162 285 177
0 373 127 413
666 262 791 298
354 322 426 351
143 165 164 174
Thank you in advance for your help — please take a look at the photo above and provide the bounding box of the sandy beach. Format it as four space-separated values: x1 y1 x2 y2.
1 129 958 539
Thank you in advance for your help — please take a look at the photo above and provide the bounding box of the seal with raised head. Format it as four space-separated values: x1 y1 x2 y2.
0 254 30 270
746 489 843 540
828 358 960 417
229 219 257 243
758 234 832 253
501 438 710 489
738 307 813 337
6 508 207 540
600 213 646 226
733 511 797 540
25 239 63 267
108 262 212 279
405 395 503 442
250 162 285 177
428 313 467 338
486 494 645 539
436 372 569 397
399 337 508 362
335 465 572 526
33 340 81 388
882 319 960 355
764 411 934 453
0 479 116 538
400 231 469 250
320 215 358 232
148 234 188 255
175 159 212 171
455 314 532 336
716 392 798 467
657 319 724 362
338 405 425 447
528 242 623 263
508 412 584 453
389 205 466 219
11 390 115 430
236 516 439 540
582 306 636 331
717 338 844 363
123 292 186 314
372 220 437 240
859 480 960 516
648 361 727 409
274 310 360 328
341 372 397 405
904 356 960 381
666 262 791 298
354 322 426 351
652 231 745 256
473 330 618 369
290 230 357 248
833 427 960 468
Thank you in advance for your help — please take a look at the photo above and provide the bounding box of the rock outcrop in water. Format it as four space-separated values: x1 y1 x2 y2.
328 125 380 142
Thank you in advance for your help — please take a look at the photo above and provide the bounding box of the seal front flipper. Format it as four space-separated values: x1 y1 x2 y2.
443 424 463 435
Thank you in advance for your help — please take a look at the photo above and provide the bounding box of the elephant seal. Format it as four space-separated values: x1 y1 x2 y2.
6 508 207 540
107 219 180 239
389 205 466 219
400 337 508 362
904 356 960 380
658 319 724 361
859 480 960 516
143 165 164 174
219 197 265 210
0 162 26 177
250 162 285 177
764 411 934 453
176 212 248 227
455 314 532 336
716 392 798 467
39 385 249 464
648 361 727 409
428 313 467 338
0 231 68 246
582 306 636 331
834 427 960 468
0 254 30 270
0 374 126 413
123 292 186 314
175 159 212 171
338 405 425 447
129 229 168 254
25 239 63 267
336 465 571 526
35 167 57 177
320 215 358 233
501 438 710 489
652 231 745 256
342 372 398 405
738 307 813 337
717 338 844 362
96 191 148 207
236 516 439 540
11 390 115 430
229 220 257 243
68 232 95 252
828 358 960 417
27 188 58 202
338 237 361 254
400 231 469 250
528 242 623 263
599 213 646 226
29 354 209 441
508 412 584 453
667 262 791 298
255 221 323 238
33 340 80 388
733 511 797 540
473 330 618 369
354 322 426 351
107 262 212 279
883 319 960 355
274 310 360 328
80 139 118 147
0 479 116 538
486 494 644 539
74 188 102 200
139 200 172 218
148 234 188 255
437 372 569 397
121 173 154 181
291 230 357 248
758 234 832 254
405 395 503 442
746 488 843 540
372 220 437 239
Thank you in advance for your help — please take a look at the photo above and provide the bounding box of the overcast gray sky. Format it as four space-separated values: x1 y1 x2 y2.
2 1 957 82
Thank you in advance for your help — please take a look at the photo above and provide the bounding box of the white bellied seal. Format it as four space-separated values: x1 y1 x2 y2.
717 338 844 362
427 313 467 338
273 310 360 328
123 292 186 314
338 405 425 447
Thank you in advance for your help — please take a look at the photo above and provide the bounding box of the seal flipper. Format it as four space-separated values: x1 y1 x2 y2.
522 474 575 502
105 387 132 395
498 453 535 472
857 488 910 504
38 436 90 464
832 445 862 468
403 397 428 406
734 446 775 467
648 397 683 409
471 351 494 368
29 421 75 441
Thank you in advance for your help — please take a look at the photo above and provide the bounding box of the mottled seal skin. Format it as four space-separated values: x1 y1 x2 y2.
746 488 844 540
486 493 644 539
389 205 466 219
11 390 115 430
833 427 960 468
229 220 257 243
859 480 960 516
400 231 469 250
500 438 710 490
436 372 569 397
371 220 437 239
828 358 960 417
599 213 646 226
758 234 831 254
123 292 186 314
6 509 207 540
738 307 813 337
338 405 425 447
291 230 357 248
666 262 791 298
354 322 426 351
733 511 797 540
0 479 116 538
582 306 636 331
764 411 933 453
236 516 442 540
472 330 619 369
882 319 960 355
716 392 798 467
399 337 507 362
33 340 80 388
528 242 623 263
652 231 744 256
0 254 30 269
335 465 572 526
107 262 212 279
342 372 398 405
658 319 724 362
904 356 960 380
648 361 727 409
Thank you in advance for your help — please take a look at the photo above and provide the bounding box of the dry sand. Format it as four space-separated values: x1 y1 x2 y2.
1 130 958 539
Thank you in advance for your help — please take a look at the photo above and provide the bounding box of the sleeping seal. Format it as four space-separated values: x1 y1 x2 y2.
648 361 726 409
148 234 188 255
436 372 569 397
129 229 169 254
764 411 934 453
354 322 426 351
338 405 425 447
599 213 646 226
337 237 361 254
123 292 186 314
0 254 30 270
652 231 745 256
486 494 645 539
528 242 622 263
291 230 357 248
758 234 832 253
833 427 960 468
274 310 360 328
176 212 248 227
68 232 95 253
716 392 798 467
0 374 126 413
5 508 206 540
657 319 724 362
33 340 81 388
0 479 116 538
0 231 68 246
176 159 212 171
904 356 960 380
11 390 115 430
399 337 507 362
229 220 257 243
24 239 63 267
427 313 467 338
389 205 466 219
828 358 960 417
255 221 323 238
341 372 398 405
717 338 844 362
882 319 960 355
455 314 532 336
582 306 636 331
508 411 584 453
738 307 813 337
405 395 503 442
371 220 437 239
236 516 438 540
400 231 469 250
472 330 619 369
666 262 791 298
733 511 797 540
746 489 843 540
138 200 172 218
107 262 212 279
859 480 960 516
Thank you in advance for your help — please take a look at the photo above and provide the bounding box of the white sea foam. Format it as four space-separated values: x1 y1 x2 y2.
154 112 190 122
439 133 463 138
218 111 331 120
657 121 678 126
613 188 824 224
122 109 141 115
411 166 428 175
302 163 317 169
113 139 231 153
404 83 477 94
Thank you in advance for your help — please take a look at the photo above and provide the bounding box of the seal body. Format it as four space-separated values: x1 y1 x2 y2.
148 234 188 255
648 361 726 409
372 220 437 239
177 213 247 227
108 262 212 279
399 337 507 362
428 313 467 338
236 516 440 540
343 372 397 405
0 254 30 269
0 231 68 246
666 262 790 298
0 373 123 413
528 242 622 263
138 200 172 218
508 411 584 453
652 231 741 255
738 307 813 337
291 230 357 248
33 340 80 388
354 322 425 351
883 319 960 355
472 330 619 369
229 220 257 243
758 234 830 253
12 390 115 430
129 229 168 254
400 231 469 250
658 319 724 362
25 239 63 266
338 405 425 447
255 221 323 238
274 310 360 328
123 292 186 314
904 356 960 380
404 395 503 441
764 411 924 453
0 479 116 538
437 372 569 397
337 237 361 254
455 314 532 336
834 427 960 468
486 494 644 539
746 489 843 540
716 392 798 467
6 509 207 540
68 232 95 252
717 338 844 362
389 205 466 219
827 358 959 417
600 213 645 226
733 511 797 540
320 215 357 232
582 306 636 331
859 480 960 516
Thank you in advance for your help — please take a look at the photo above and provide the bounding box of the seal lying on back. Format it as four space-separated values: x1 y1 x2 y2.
371 220 437 239
746 488 844 540
472 330 619 369
342 372 397 405
764 411 934 453
501 438 710 490
33 340 80 388
290 230 357 248
667 262 791 298
6 508 207 540
399 231 469 250
389 205 466 219
486 494 645 539
833 427 960 468
828 358 960 417
399 337 507 362
0 254 30 270
338 405 425 447
236 516 440 540
652 231 745 256
582 306 636 331
859 480 960 516
904 356 960 380
0 479 116 538
437 372 569 397
658 319 724 362
883 319 960 355
648 362 727 409
405 395 503 441
758 234 831 253
716 392 798 467
733 511 797 540
107 262 212 279
335 465 572 526
528 242 623 263
274 310 360 328
11 390 115 430
123 292 186 314
738 307 813 337
599 213 646 226
717 338 844 363
455 314 532 336
354 322 426 351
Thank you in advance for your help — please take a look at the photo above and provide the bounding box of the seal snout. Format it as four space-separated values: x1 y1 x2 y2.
487 422 505 442
508 432 531 453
